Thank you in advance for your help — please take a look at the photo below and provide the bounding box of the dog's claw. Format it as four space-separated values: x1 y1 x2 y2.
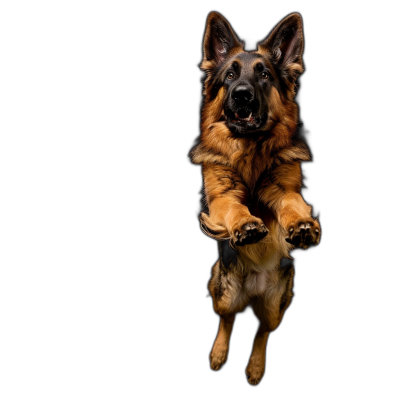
244 223 256 231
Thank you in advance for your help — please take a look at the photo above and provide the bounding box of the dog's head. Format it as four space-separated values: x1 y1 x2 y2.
201 12 304 136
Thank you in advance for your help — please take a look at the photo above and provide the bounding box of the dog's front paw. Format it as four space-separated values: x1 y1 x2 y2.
231 217 268 246
285 219 320 249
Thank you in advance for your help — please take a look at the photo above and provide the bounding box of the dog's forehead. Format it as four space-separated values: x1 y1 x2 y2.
236 51 263 66
234 52 264 71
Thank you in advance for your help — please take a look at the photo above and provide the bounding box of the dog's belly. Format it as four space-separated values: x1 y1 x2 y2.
243 271 269 297
218 225 289 312
228 250 281 311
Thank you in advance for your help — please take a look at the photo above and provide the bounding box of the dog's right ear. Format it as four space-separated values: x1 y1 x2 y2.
202 12 243 70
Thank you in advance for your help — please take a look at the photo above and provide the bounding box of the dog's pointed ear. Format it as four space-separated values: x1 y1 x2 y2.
202 12 243 67
258 13 304 68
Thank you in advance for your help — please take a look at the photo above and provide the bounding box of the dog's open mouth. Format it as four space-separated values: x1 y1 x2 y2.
226 108 266 134
233 110 254 124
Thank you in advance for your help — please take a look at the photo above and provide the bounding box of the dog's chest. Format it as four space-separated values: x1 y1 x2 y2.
235 147 270 190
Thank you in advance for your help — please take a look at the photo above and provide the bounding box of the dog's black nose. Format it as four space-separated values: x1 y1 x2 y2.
232 85 254 106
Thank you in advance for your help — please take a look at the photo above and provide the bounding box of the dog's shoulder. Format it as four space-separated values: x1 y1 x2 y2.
274 139 311 166
190 121 240 167
190 141 230 167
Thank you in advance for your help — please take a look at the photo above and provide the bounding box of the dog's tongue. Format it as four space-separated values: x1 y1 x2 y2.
235 111 252 121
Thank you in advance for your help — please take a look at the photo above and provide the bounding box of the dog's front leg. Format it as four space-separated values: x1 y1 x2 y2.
278 192 321 248
258 162 321 249
203 164 268 245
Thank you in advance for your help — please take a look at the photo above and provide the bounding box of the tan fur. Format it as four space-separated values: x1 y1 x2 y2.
192 11 321 385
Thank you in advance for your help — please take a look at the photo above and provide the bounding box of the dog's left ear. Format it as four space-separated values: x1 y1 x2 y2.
258 13 304 68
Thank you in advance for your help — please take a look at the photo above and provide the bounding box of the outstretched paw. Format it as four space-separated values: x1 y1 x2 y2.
285 219 320 249
232 218 268 246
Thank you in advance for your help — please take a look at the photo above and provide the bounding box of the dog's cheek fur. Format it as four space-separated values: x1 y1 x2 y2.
201 87 225 131
273 62 304 99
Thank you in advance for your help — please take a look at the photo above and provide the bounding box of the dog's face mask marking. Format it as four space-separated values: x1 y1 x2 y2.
202 12 304 135
222 53 272 134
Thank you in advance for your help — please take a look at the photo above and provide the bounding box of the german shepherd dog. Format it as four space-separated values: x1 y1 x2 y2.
191 12 321 385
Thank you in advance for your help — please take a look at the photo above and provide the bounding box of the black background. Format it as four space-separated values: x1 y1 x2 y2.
80 2 394 398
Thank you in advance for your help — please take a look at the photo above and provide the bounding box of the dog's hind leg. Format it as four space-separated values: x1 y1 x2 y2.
245 323 270 385
245 258 294 385
246 310 284 385
208 258 238 371
210 313 236 370
208 244 245 370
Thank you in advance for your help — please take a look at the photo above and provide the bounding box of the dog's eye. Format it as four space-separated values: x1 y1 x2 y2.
261 71 269 80
227 72 235 80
